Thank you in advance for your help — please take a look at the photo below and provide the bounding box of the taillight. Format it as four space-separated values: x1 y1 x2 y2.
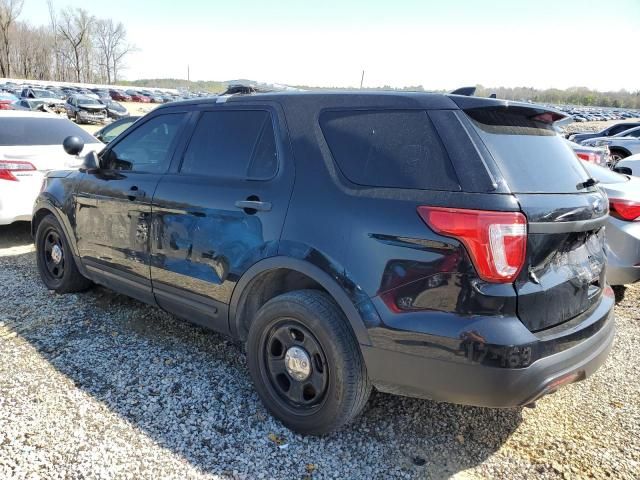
417 207 527 283
576 152 601 164
609 199 640 221
0 160 36 181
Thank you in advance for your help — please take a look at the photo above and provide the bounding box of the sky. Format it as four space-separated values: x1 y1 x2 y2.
19 0 640 91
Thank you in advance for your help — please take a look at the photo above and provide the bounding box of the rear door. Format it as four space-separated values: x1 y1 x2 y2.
459 103 608 331
150 104 294 334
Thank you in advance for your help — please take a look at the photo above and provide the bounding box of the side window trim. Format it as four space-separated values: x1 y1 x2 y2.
176 107 279 181
100 111 191 175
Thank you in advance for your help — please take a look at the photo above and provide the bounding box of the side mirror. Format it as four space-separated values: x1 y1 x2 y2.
63 135 84 156
613 166 632 175
82 151 100 170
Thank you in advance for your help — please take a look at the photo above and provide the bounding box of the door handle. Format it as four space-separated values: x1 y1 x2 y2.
235 199 272 213
127 186 146 201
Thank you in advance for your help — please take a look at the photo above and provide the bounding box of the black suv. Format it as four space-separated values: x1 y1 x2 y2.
33 92 615 435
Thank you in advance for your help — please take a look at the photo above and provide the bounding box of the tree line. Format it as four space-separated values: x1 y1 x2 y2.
0 0 134 84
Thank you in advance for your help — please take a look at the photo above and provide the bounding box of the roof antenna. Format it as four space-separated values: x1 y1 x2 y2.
450 86 476 96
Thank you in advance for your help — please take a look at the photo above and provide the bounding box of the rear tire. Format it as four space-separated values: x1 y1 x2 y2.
35 214 91 293
246 290 371 435
609 149 628 167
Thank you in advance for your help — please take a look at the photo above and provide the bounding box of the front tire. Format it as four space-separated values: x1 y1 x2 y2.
246 290 371 435
35 214 91 293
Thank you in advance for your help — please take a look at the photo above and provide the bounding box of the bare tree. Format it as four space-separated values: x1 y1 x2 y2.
94 18 133 84
0 0 23 77
57 7 93 82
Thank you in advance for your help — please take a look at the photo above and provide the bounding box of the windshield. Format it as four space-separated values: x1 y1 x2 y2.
77 96 102 105
32 89 52 98
581 161 629 184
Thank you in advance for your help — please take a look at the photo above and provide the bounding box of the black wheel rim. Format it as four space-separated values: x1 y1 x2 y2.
262 320 329 411
41 228 65 281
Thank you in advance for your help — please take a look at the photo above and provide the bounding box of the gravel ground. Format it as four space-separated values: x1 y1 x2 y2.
0 222 638 479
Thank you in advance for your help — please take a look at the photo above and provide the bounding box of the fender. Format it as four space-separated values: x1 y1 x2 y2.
229 255 380 346
32 193 80 258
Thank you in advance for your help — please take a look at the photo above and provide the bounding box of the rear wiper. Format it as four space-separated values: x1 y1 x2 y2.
576 177 599 190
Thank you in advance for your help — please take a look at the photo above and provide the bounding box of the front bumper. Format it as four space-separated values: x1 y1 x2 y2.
78 111 106 123
362 295 615 407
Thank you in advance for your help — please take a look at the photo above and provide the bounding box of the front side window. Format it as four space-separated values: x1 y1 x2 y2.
180 110 278 179
103 113 186 173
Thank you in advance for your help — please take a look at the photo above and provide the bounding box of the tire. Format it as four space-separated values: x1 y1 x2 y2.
246 290 371 435
609 149 628 166
612 285 626 303
35 214 91 293
75 112 82 125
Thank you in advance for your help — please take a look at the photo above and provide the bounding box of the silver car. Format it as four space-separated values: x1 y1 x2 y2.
582 161 640 297
581 126 640 164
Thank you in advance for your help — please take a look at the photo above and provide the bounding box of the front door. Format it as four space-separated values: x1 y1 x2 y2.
149 106 294 333
74 111 189 303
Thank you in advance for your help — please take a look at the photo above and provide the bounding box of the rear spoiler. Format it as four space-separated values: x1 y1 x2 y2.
450 86 476 96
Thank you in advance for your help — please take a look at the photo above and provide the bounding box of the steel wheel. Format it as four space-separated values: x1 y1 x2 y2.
41 228 65 281
262 319 329 411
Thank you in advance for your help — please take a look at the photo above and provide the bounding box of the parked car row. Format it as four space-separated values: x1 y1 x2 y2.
1 81 212 104
567 122 640 165
552 104 640 123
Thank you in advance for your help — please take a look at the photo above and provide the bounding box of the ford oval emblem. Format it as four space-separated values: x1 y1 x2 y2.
592 196 605 214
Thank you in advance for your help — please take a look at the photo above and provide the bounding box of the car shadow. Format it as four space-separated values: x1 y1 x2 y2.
1 224 522 478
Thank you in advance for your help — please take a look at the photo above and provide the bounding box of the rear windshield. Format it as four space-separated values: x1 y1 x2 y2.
466 106 592 193
320 110 460 191
0 117 97 146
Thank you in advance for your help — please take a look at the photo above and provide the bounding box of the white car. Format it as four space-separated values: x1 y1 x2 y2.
617 153 640 176
0 111 103 225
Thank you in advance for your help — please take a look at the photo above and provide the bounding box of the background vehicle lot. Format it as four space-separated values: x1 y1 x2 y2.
1 223 638 479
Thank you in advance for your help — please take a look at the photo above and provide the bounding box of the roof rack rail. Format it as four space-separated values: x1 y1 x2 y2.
450 86 476 96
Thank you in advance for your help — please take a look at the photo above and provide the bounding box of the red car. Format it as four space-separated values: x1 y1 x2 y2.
109 90 131 102
125 90 150 103
0 92 19 109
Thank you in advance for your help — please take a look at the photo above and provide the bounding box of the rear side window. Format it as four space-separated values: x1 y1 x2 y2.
181 110 278 179
320 110 460 191
465 107 591 193
0 117 97 146
609 124 636 135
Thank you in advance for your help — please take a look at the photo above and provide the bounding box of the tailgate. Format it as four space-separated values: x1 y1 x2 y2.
515 193 608 331
455 99 609 332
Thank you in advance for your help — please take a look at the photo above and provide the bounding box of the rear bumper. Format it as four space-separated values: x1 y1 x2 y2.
0 173 44 225
363 297 615 407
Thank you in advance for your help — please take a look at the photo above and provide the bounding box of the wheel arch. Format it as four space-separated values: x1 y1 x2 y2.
32 197 79 257
609 146 632 158
229 256 376 346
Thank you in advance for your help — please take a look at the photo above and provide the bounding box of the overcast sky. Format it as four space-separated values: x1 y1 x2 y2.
20 0 640 91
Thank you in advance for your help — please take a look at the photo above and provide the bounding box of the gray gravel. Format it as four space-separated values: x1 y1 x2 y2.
1 222 639 479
